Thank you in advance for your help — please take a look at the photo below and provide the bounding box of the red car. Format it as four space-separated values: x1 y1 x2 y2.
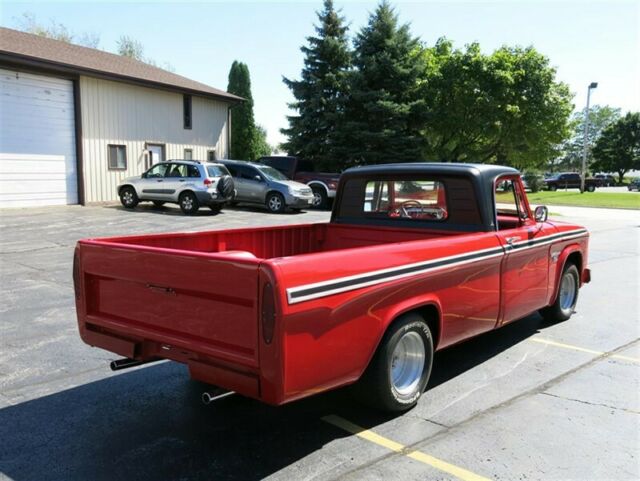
73 163 590 412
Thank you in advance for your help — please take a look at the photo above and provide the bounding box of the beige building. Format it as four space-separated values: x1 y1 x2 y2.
0 27 242 207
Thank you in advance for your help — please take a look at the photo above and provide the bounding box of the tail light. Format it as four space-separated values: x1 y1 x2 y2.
204 178 213 187
261 283 276 344
73 246 81 300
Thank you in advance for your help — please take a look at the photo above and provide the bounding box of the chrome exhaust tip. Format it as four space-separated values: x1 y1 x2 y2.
202 390 234 405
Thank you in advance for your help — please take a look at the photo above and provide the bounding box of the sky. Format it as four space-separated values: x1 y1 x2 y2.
1 0 638 147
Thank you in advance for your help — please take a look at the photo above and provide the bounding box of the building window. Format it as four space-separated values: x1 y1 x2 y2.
207 150 217 161
184 149 193 160
108 145 127 170
183 94 192 129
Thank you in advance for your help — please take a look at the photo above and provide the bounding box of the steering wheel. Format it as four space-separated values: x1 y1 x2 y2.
392 200 424 218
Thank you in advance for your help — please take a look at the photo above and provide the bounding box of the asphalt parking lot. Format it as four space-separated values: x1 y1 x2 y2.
1 202 638 481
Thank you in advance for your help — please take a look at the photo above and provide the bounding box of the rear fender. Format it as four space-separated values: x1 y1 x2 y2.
361 295 443 377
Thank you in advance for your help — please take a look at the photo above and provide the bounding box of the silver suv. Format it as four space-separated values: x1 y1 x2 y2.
118 160 235 215
219 160 315 213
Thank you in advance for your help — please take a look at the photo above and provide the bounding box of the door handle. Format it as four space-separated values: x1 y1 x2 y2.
157 179 163 182
506 236 519 245
179 179 185 182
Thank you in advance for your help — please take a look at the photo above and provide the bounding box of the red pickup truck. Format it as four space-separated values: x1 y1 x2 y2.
74 163 590 412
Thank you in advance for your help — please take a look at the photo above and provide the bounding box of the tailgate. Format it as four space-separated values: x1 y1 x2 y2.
78 241 260 366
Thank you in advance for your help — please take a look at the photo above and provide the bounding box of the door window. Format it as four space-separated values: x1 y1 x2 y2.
166 164 187 178
146 163 170 178
495 178 528 229
237 165 262 182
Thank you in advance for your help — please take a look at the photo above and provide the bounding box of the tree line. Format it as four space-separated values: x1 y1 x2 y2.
282 0 639 180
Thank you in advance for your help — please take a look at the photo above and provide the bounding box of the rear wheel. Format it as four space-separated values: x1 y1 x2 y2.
549 184 558 192
541 263 580 322
355 313 433 412
179 192 199 215
586 184 596 192
119 186 139 209
266 192 285 214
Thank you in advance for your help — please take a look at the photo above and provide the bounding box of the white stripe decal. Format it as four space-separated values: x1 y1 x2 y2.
286 229 588 305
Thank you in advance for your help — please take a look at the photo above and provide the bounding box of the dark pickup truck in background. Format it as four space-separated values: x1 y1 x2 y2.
258 156 340 209
543 172 598 192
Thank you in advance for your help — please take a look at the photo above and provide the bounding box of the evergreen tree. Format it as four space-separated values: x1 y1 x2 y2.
340 1 427 165
281 0 351 171
227 61 263 160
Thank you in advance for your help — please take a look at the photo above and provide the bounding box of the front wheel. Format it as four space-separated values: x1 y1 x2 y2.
548 184 558 192
355 313 433 412
179 192 200 215
266 192 285 214
119 186 139 209
541 263 580 322
586 184 596 192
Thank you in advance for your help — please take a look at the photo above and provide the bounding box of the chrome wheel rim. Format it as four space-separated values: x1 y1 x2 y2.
390 331 425 396
123 191 133 204
268 196 282 211
559 272 576 311
182 196 193 210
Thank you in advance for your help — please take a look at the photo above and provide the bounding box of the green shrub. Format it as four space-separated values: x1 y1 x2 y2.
523 172 544 192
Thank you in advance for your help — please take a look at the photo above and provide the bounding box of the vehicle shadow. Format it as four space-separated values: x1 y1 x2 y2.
0 312 552 481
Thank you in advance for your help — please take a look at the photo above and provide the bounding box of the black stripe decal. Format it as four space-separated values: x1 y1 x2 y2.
508 229 588 251
286 228 588 304
289 247 504 301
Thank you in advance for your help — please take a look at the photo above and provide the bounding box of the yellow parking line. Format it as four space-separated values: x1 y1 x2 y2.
322 415 491 481
529 337 640 363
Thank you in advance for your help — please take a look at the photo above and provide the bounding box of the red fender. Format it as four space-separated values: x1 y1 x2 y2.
549 244 583 306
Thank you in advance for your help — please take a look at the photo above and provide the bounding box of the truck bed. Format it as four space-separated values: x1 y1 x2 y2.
75 222 473 402
98 222 465 258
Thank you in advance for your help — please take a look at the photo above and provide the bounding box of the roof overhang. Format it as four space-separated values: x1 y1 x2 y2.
0 50 244 104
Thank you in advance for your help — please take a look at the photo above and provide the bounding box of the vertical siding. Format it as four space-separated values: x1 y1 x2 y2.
80 76 230 203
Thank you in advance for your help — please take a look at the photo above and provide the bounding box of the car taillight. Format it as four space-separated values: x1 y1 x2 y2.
204 178 213 187
73 247 81 300
261 283 276 344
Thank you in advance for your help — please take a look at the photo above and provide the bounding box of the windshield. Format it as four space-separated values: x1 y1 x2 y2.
258 166 289 181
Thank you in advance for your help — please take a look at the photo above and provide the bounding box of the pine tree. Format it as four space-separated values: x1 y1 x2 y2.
341 1 426 165
281 0 351 171
227 61 262 160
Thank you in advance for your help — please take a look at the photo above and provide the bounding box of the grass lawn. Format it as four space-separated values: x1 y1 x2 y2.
527 191 640 209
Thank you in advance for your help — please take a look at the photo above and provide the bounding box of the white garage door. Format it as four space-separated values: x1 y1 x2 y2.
0 68 78 207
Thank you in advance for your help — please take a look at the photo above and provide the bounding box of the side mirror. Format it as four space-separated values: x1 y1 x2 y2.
141 173 147 178
534 205 548 222
254 175 263 182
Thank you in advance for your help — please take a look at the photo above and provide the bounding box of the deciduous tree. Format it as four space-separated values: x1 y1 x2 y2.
421 41 573 170
556 105 621 171
591 112 640 183
18 12 99 48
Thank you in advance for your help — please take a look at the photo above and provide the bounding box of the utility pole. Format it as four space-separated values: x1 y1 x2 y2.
581 82 598 193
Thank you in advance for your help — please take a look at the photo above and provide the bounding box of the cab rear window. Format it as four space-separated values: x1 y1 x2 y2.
363 179 448 221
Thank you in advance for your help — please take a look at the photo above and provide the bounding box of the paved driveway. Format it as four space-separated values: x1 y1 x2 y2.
0 204 638 481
